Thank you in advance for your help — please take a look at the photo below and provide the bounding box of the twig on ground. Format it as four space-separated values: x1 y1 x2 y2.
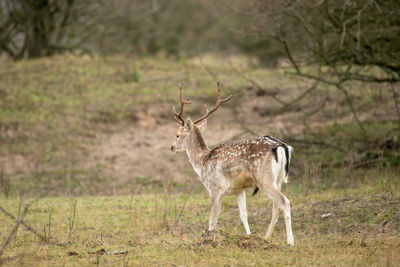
67 200 78 244
174 184 198 225
0 203 31 259
107 250 128 255
0 202 66 248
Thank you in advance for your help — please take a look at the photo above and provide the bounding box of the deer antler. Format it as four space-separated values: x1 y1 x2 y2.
173 83 192 126
193 82 233 124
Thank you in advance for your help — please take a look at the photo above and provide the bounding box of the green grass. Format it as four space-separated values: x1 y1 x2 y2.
1 172 399 266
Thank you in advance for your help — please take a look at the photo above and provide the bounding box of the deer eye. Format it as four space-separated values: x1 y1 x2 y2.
176 135 179 138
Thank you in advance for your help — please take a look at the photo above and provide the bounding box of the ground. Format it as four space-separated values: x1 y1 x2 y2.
0 178 399 266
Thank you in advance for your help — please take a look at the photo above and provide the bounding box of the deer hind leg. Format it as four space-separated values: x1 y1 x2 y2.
265 165 286 239
236 190 251 235
261 186 294 246
265 201 279 239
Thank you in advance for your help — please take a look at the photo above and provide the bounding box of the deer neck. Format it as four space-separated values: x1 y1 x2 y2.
185 126 209 176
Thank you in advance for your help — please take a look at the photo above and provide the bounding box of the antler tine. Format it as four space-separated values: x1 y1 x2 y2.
173 83 191 126
216 82 234 103
193 82 233 124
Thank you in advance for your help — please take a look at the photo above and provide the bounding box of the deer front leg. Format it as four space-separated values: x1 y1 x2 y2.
236 190 251 235
208 192 223 232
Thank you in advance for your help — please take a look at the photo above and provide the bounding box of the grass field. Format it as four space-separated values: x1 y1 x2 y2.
1 54 399 266
1 170 399 266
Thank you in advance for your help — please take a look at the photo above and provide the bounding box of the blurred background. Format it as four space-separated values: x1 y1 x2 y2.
0 0 399 197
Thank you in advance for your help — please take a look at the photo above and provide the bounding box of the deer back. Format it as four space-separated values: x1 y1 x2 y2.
205 135 288 172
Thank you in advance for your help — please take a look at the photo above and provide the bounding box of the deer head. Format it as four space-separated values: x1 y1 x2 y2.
170 82 232 153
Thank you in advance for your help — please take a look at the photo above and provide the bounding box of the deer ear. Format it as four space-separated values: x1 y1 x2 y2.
197 119 207 132
184 118 193 131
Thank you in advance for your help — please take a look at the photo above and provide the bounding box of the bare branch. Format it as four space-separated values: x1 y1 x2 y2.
230 63 286 105
336 84 367 139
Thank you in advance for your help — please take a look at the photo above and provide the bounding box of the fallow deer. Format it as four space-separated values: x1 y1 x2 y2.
170 83 294 246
